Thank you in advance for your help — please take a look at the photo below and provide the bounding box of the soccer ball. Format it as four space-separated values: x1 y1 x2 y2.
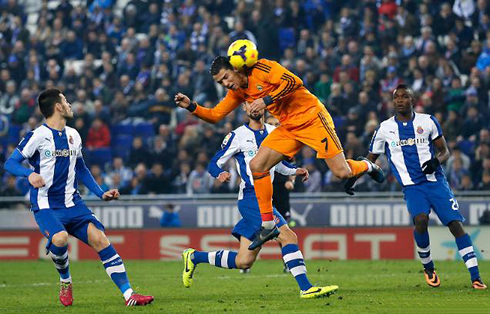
227 39 259 70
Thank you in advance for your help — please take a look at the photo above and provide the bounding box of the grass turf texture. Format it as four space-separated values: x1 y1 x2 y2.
0 260 488 313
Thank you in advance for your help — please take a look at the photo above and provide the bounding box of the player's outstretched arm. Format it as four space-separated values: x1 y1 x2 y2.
175 92 243 124
5 150 45 188
75 157 106 199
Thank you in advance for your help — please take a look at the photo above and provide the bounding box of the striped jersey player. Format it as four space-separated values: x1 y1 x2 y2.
345 84 486 290
4 89 154 306
181 101 339 299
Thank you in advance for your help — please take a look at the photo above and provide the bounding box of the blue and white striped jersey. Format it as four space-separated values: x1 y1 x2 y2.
369 113 444 187
17 124 83 210
209 123 297 200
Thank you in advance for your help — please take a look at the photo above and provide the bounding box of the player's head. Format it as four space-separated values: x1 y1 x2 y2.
210 56 242 91
243 101 264 121
393 84 415 115
38 88 73 120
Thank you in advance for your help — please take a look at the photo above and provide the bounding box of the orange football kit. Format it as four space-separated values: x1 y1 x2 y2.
191 59 367 220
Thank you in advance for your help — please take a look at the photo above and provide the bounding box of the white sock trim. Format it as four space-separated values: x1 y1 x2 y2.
362 160 373 172
51 251 68 260
459 246 474 257
290 265 307 277
261 220 275 229
60 276 72 283
123 288 134 301
417 245 431 253
283 251 304 264
465 257 478 269
420 256 432 264
102 254 120 264
221 251 229 268
106 264 126 276
208 252 217 266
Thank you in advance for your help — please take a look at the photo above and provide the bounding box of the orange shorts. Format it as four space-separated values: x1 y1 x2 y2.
262 109 343 159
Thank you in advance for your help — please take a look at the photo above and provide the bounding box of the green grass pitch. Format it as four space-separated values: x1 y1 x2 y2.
0 260 488 313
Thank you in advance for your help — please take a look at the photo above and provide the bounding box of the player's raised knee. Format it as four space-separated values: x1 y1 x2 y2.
413 214 429 228
51 231 69 247
89 232 110 252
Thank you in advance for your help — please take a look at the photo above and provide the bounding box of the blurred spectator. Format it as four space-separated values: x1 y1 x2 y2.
128 137 150 167
86 118 111 149
303 163 322 193
141 163 171 194
187 162 213 195
160 204 182 227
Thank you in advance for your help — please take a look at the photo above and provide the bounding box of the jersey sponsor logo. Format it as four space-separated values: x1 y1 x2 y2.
44 149 79 158
417 126 424 134
390 138 427 147
221 133 232 148
247 150 256 157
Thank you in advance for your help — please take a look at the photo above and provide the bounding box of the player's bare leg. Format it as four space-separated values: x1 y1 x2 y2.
276 224 338 298
87 223 154 306
326 152 384 181
51 231 73 306
249 146 285 250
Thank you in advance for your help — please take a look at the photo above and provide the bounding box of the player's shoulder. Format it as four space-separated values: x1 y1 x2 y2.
65 125 80 136
233 125 251 138
414 112 438 124
252 58 282 73
264 123 276 133
378 116 396 131
30 124 51 139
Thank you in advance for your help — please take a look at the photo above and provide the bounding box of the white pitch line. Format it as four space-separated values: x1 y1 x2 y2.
0 279 108 289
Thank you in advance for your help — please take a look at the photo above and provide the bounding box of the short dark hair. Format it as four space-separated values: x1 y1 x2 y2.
209 56 233 75
393 84 414 100
38 88 62 118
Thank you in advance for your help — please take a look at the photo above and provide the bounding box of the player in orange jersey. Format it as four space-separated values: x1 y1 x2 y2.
175 56 385 249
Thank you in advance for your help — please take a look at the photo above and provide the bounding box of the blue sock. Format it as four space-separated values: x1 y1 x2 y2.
98 245 133 300
191 251 209 264
50 244 71 282
413 230 434 271
210 250 238 269
282 244 313 291
456 234 480 281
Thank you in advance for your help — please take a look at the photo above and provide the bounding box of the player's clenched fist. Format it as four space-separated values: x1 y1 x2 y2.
102 189 120 201
295 167 309 182
217 172 231 183
28 172 45 188
174 93 191 109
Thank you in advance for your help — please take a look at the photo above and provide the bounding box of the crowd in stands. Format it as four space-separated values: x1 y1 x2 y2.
0 0 489 199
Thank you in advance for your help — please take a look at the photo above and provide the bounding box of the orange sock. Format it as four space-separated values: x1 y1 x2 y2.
346 159 369 177
252 171 274 221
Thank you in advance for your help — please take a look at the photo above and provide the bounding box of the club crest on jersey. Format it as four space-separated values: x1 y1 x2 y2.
256 84 263 91
417 126 424 134
69 135 74 144
221 133 232 148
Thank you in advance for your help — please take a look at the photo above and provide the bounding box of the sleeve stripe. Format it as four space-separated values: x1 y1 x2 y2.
369 128 379 152
429 115 443 136
17 131 34 152
254 63 271 73
271 74 295 101
255 62 271 70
